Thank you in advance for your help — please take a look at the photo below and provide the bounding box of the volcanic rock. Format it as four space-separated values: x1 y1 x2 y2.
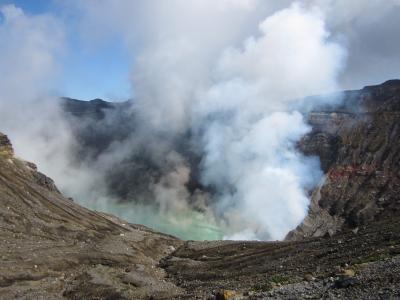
288 79 400 240
0 133 13 158
2 80 400 298
0 135 183 299
0 126 400 298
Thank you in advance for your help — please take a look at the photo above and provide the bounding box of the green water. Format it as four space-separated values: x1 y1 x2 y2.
125 206 224 240
88 199 224 240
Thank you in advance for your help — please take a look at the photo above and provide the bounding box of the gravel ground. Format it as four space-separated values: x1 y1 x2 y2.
162 216 400 299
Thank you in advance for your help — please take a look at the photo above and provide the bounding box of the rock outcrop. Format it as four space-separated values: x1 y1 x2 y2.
0 133 13 158
288 80 400 240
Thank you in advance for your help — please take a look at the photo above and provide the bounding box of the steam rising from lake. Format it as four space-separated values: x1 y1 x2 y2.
3 1 398 240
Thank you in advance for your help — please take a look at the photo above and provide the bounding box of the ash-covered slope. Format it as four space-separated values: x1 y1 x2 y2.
0 132 183 299
0 132 400 299
288 80 400 240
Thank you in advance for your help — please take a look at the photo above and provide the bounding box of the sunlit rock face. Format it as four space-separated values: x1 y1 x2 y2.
288 80 400 240
0 133 13 158
0 133 183 299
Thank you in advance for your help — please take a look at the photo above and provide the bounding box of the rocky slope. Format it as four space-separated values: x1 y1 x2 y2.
0 132 183 299
0 132 400 299
288 79 400 240
162 216 400 299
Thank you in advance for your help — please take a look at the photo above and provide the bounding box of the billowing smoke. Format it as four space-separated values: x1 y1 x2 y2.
69 1 346 240
0 4 71 178
146 3 346 240
0 1 399 240
0 4 111 211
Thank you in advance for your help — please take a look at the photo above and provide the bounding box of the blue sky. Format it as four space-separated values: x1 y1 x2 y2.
0 0 132 101
1 0 400 101
0 0 51 15
60 36 132 101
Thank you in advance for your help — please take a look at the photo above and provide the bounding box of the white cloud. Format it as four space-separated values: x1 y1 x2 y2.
2 0 398 241
0 5 94 201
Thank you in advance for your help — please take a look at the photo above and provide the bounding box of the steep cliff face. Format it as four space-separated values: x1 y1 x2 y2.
288 80 400 240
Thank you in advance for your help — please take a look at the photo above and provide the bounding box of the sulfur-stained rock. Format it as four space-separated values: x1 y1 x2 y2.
288 80 400 240
343 269 356 278
0 133 13 158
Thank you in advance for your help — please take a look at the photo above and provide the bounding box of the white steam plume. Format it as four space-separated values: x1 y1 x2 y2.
194 4 346 240
72 1 346 240
1 1 369 241
0 4 68 171
0 5 107 207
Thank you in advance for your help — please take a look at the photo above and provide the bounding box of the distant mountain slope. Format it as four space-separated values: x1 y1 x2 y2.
61 97 204 204
61 97 119 119
60 97 134 157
